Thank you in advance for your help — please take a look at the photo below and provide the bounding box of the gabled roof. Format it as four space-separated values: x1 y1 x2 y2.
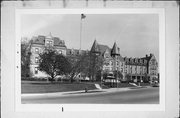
66 49 89 56
31 35 66 47
32 36 45 45
90 40 111 56
123 57 147 65
116 54 124 61
98 44 111 55
141 54 152 62
53 37 66 47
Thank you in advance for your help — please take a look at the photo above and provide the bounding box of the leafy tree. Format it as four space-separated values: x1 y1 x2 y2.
67 53 91 83
38 48 71 81
21 39 32 78
103 71 109 79
125 74 131 83
95 70 102 82
113 70 123 80
89 53 104 81
66 52 104 82
143 73 149 83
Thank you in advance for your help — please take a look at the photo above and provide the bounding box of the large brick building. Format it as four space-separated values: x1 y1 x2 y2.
90 40 159 82
27 34 159 82
29 33 67 77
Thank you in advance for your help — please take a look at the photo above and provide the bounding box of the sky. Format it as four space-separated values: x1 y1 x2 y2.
21 14 159 61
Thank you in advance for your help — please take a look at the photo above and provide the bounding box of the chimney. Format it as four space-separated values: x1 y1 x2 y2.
146 54 148 57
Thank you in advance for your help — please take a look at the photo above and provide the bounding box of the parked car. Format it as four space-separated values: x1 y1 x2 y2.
151 81 159 87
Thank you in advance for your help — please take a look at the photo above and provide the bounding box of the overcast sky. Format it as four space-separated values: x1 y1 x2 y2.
21 14 159 61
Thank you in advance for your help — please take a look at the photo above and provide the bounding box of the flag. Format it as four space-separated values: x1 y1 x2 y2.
81 14 86 19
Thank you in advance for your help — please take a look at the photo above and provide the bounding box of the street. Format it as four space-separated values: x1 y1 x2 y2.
22 87 159 104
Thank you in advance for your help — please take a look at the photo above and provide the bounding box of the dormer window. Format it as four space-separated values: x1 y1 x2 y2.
35 48 39 54
104 53 109 58
46 40 53 46
49 41 53 46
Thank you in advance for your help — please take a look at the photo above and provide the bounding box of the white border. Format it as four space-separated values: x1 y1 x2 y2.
15 8 165 112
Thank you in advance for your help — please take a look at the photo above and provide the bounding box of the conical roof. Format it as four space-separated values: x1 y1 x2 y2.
46 32 53 39
111 42 120 55
90 40 100 53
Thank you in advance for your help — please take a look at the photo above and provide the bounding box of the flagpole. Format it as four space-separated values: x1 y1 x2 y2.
80 17 82 50
79 15 83 83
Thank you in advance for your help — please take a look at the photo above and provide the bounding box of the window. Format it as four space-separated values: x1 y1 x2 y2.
121 68 123 72
46 41 49 46
35 48 39 54
105 53 109 58
104 61 109 66
121 63 123 67
35 67 38 74
77 51 79 55
59 50 62 54
35 57 39 63
110 61 113 66
49 41 53 46
46 40 53 46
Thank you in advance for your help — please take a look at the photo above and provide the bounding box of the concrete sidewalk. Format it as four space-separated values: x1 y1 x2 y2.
21 86 150 98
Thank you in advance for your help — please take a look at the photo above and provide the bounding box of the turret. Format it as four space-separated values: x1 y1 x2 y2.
111 42 120 56
90 39 100 54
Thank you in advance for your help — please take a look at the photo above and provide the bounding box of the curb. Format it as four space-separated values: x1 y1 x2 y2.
21 86 151 98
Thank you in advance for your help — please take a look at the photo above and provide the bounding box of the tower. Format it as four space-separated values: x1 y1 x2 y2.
111 42 120 57
90 39 100 54
111 42 120 72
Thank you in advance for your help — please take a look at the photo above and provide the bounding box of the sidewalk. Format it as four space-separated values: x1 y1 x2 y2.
21 86 150 98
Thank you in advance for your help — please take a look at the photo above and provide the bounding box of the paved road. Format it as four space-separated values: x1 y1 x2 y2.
22 87 159 104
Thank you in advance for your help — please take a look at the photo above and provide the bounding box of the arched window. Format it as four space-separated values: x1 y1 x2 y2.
35 57 39 63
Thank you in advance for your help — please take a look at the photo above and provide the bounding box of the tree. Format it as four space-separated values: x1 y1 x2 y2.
125 74 131 83
38 48 71 81
89 53 104 81
113 70 122 79
66 52 104 82
143 73 149 83
113 70 123 80
21 39 32 78
95 70 102 82
67 53 91 83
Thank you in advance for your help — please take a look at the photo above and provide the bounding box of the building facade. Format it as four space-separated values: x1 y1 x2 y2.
27 34 159 82
29 33 67 77
90 40 159 82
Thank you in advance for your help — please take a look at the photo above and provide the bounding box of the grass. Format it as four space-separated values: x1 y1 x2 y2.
21 81 151 94
21 81 97 94
104 82 137 88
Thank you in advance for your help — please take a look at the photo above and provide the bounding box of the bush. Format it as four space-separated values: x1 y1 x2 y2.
21 77 47 81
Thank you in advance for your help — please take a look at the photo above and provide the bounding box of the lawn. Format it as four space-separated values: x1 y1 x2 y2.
21 81 97 94
21 81 151 94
